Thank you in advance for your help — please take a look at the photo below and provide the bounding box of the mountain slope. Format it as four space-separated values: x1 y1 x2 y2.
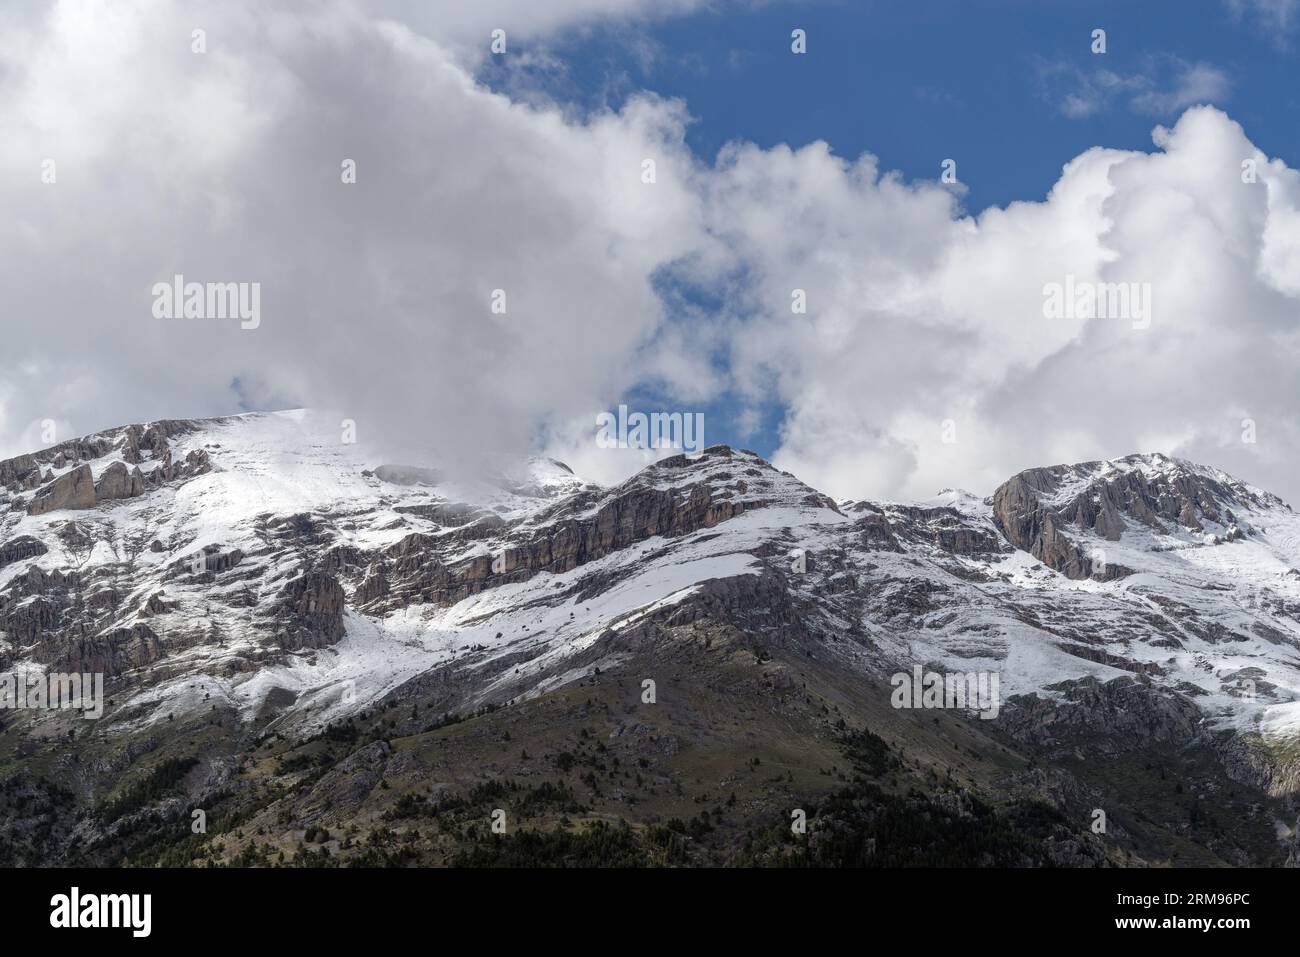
1 411 1298 866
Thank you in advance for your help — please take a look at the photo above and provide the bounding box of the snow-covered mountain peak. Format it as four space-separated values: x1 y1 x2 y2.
989 451 1291 583
4 417 1300 798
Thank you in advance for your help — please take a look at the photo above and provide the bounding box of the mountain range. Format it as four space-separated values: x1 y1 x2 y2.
2 410 1298 867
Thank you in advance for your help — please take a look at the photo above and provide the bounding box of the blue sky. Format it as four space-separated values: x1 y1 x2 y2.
475 0 1300 464
485 0 1300 214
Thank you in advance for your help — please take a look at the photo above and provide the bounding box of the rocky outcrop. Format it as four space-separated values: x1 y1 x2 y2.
167 546 244 580
354 562 390 607
140 420 197 457
28 465 96 515
120 425 144 464
992 472 1094 578
1218 733 1300 797
181 448 212 477
320 544 364 574
849 504 904 552
0 536 48 571
990 454 1277 580
1 419 198 500
0 566 80 650
885 504 1004 556
93 461 146 501
998 676 1201 754
0 453 38 489
138 592 170 617
145 448 210 487
377 474 748 609
277 572 347 651
37 624 165 677
0 596 62 647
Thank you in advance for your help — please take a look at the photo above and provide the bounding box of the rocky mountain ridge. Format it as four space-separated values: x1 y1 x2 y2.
2 411 1299 866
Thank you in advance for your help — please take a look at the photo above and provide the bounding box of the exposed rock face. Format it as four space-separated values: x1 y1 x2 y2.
992 471 1094 578
372 450 757 609
998 676 1202 754
121 425 144 465
1217 733 1300 797
1 596 61 647
847 504 904 552
3 418 196 496
320 544 364 574
991 454 1283 580
0 566 79 649
36 624 165 677
182 449 212 477
656 569 807 640
139 592 169 617
354 562 389 606
278 572 347 650
93 461 146 501
881 504 1004 556
167 546 244 580
28 465 96 516
0 453 38 488
0 536 48 571
0 418 206 502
